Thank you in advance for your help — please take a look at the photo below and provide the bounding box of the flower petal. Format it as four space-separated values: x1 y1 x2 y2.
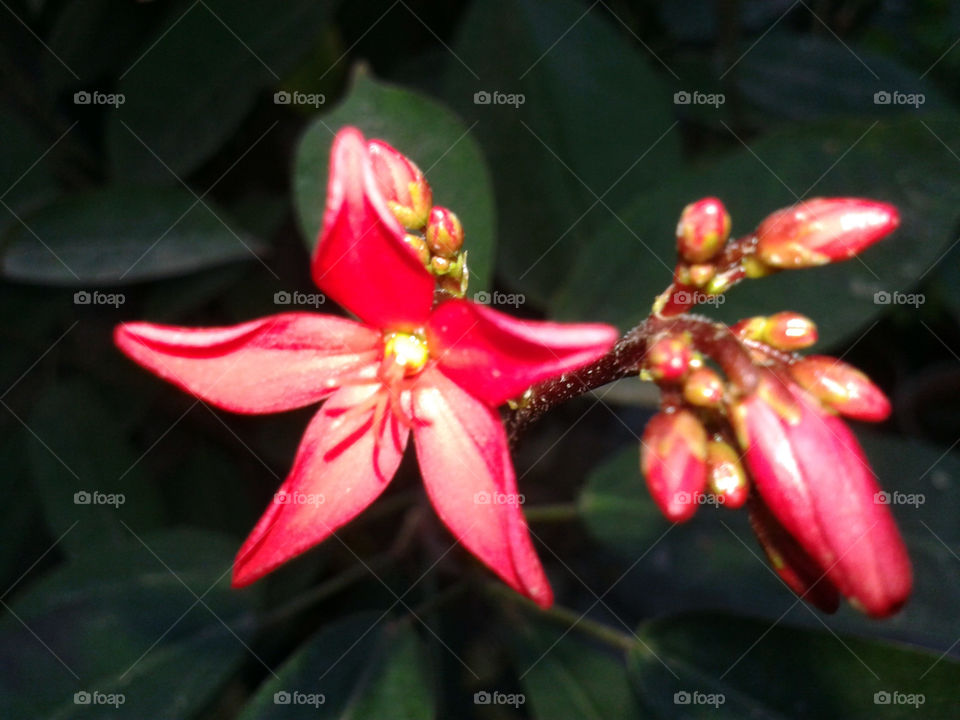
114 314 380 414
232 382 410 587
311 127 434 329
412 367 552 606
427 299 617 407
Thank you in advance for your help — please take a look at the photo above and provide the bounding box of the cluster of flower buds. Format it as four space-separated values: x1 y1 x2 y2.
367 140 468 296
639 194 910 617
654 196 900 317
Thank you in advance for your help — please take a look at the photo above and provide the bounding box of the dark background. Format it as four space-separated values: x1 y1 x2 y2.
1 0 959 717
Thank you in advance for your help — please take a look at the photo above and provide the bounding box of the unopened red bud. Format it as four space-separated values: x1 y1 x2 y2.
367 140 433 229
762 312 818 351
731 374 911 617
641 410 708 523
706 440 748 509
403 233 431 266
676 197 731 263
683 368 724 408
748 497 840 613
645 333 693 383
755 198 899 269
789 355 891 421
425 206 464 258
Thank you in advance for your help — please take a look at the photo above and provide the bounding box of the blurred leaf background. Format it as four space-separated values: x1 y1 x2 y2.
1 0 959 717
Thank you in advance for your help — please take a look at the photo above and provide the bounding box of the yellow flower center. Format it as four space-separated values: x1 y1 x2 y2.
383 332 429 377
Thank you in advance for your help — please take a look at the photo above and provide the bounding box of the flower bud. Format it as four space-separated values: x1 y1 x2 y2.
755 198 899 269
641 410 708 523
645 333 693 383
683 368 724 408
789 355 891 421
676 197 731 263
402 233 431 266
748 497 840 613
367 140 433 229
706 439 748 509
425 206 464 258
730 374 911 617
762 312 818 351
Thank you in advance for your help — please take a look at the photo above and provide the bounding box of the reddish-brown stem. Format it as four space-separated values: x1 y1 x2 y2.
505 313 759 443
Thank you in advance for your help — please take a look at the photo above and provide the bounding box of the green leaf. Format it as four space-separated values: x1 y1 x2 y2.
506 611 643 720
738 32 953 121
556 117 960 347
578 433 960 653
1 186 264 284
26 381 164 557
630 613 960 719
238 614 434 719
293 68 496 290
0 529 257 719
108 0 337 182
443 0 681 302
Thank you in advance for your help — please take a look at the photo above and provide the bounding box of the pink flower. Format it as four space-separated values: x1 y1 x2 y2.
730 374 911 617
115 127 617 607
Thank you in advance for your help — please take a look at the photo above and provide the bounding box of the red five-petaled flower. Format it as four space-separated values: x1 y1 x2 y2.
115 127 617 607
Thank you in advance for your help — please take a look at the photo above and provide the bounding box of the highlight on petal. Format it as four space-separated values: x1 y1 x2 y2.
115 314 381 414
232 382 410 587
412 368 552 607
427 299 618 407
311 127 434 329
